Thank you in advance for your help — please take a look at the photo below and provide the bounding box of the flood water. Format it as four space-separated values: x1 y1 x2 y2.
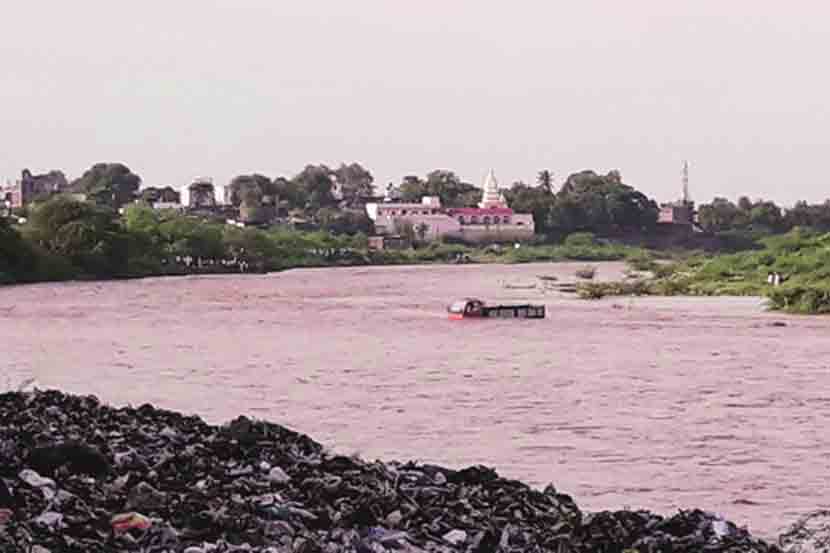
3 261 830 538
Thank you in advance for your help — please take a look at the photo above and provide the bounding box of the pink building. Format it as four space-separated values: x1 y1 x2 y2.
366 197 461 240
365 170 535 244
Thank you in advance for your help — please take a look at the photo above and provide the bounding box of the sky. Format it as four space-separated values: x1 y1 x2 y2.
1 1 828 205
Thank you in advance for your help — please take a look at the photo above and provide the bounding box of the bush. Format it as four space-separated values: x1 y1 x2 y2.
649 278 690 296
652 263 678 279
768 285 830 314
575 266 597 280
626 252 658 272
564 232 596 248
577 280 650 300
409 243 470 262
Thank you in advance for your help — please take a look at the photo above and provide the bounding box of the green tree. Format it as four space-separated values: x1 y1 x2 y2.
549 170 658 234
749 201 784 232
71 163 142 209
398 170 480 207
27 195 129 277
398 176 427 203
697 197 784 233
157 216 226 261
187 180 217 208
537 169 554 192
0 218 38 283
697 198 743 232
123 203 161 235
293 165 336 212
272 177 307 210
503 181 557 235
226 174 273 207
784 201 830 231
222 226 278 270
316 208 375 236
334 162 374 207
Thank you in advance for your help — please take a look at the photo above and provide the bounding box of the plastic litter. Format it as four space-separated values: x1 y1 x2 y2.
0 389 787 553
111 512 153 532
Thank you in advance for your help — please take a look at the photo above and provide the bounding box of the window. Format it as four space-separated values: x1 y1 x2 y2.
458 216 465 224
503 217 511 224
401 209 408 215
494 216 500 224
471 216 479 224
483 216 491 225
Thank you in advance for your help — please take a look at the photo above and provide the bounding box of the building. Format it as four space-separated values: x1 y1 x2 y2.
658 203 694 225
657 161 698 239
365 196 455 240
181 177 217 210
5 169 69 208
365 169 535 244
478 168 509 209
140 186 181 206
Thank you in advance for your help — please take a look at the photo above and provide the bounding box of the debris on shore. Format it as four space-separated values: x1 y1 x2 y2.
0 390 792 552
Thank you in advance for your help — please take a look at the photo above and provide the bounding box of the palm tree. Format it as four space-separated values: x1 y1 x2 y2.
537 170 553 193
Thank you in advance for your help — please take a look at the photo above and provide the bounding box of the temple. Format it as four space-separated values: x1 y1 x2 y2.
479 168 507 209
365 169 535 245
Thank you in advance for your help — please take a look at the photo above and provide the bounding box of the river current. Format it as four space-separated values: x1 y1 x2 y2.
3 261 829 538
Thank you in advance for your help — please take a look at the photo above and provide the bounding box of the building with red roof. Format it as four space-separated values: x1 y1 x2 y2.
365 169 535 244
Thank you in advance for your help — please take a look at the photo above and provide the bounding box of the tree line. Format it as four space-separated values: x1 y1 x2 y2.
1 196 372 284
6 159 830 285
696 196 830 234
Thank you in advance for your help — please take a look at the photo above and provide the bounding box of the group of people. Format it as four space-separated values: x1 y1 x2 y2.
767 272 785 287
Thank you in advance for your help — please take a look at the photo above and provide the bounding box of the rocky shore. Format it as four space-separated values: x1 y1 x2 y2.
0 390 819 552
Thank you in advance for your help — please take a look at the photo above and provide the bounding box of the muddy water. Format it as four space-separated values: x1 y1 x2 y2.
3 262 830 537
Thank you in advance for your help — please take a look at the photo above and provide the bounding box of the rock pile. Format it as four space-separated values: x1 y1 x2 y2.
0 390 784 552
779 511 830 553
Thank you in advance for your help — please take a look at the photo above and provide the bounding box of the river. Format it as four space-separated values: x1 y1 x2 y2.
2 261 829 538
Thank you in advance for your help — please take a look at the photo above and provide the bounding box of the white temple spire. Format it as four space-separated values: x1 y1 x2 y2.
479 168 506 208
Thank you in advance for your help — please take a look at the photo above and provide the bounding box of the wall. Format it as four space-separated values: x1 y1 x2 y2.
659 205 693 225
449 224 536 244
376 214 461 240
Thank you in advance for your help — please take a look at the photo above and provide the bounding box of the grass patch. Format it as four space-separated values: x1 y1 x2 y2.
582 228 830 313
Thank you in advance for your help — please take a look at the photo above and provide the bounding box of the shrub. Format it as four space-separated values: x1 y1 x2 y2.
768 285 830 314
626 252 657 272
564 232 596 248
575 266 597 280
577 280 650 300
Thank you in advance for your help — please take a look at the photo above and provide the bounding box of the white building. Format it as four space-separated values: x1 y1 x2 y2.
365 170 534 243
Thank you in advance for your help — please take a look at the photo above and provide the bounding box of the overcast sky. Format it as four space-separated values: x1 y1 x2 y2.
1 1 828 204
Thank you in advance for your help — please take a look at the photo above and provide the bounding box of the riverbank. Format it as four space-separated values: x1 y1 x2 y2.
0 389 792 552
7 198 668 286
574 228 830 314
2 224 662 285
9 198 830 315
